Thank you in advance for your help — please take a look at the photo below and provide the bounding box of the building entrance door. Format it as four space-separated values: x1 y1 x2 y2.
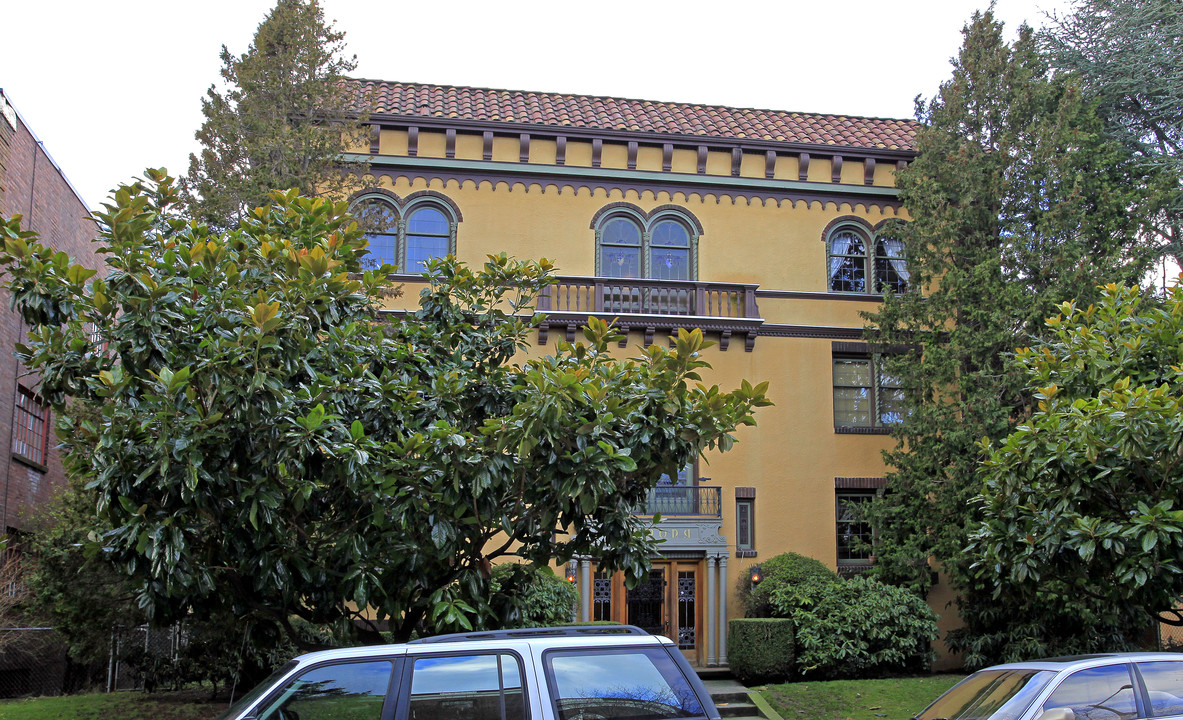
625 561 701 664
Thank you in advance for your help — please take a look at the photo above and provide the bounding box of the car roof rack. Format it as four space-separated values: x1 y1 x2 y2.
408 625 650 644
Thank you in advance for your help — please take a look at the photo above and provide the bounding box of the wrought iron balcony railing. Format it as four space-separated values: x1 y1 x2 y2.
535 276 764 351
636 485 722 517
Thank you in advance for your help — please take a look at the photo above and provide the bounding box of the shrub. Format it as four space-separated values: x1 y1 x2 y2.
729 618 795 685
489 564 580 628
740 552 838 618
771 575 937 679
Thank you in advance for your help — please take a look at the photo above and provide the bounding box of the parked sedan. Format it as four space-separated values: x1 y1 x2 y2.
916 653 1183 720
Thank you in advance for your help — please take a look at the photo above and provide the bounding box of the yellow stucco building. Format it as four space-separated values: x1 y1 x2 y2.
343 79 923 667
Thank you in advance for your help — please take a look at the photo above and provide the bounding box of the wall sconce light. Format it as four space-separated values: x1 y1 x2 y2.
749 564 763 587
565 563 577 584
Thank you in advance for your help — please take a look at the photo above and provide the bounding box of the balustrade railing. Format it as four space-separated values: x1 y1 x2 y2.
637 485 722 517
538 277 759 319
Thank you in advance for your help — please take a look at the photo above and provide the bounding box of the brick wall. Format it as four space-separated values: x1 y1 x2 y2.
0 90 100 534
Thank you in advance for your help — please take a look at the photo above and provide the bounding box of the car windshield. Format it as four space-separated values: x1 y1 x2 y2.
214 660 299 720
917 669 1057 720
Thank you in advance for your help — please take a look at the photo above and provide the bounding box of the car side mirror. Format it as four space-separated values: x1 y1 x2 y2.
1037 708 1075 720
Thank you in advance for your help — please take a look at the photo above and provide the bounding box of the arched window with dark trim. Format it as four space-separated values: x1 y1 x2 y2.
599 216 643 279
649 219 691 281
348 191 460 274
825 220 908 294
828 225 870 293
405 205 451 274
874 236 909 294
594 206 699 280
352 196 399 270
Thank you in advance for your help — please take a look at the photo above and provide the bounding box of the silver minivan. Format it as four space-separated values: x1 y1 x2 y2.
916 653 1183 720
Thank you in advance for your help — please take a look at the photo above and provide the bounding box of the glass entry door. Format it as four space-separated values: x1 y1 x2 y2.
626 569 666 636
624 562 701 664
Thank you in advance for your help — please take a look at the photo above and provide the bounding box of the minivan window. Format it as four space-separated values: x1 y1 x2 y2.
1137 662 1183 717
1042 665 1138 720
544 646 704 719
215 661 298 720
254 660 393 720
408 653 526 720
916 669 1056 720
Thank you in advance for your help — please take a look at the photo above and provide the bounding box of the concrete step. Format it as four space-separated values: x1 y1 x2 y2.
701 677 783 720
714 697 763 718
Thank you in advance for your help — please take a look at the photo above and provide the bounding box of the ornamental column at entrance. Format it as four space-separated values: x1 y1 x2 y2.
717 554 729 665
705 556 717 665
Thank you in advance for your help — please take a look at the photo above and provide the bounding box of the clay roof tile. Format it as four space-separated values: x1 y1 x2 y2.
350 79 918 152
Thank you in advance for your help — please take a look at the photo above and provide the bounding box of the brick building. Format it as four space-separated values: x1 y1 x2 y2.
0 89 99 537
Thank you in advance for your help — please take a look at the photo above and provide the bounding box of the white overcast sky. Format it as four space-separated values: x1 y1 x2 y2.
4 0 1073 211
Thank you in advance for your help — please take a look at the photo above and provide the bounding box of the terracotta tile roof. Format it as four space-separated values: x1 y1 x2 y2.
350 79 918 152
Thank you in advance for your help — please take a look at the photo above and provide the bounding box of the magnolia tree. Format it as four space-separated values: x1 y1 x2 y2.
0 170 769 643
972 283 1183 628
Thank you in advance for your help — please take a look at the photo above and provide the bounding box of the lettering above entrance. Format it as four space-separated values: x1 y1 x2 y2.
649 518 727 551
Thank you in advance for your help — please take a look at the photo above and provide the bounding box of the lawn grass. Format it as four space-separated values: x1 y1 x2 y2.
0 690 226 720
755 674 964 720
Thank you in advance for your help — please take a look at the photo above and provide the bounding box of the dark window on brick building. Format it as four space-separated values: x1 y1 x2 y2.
13 386 49 468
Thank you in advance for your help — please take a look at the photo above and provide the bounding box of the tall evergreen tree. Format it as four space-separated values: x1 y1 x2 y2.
185 0 369 228
1042 0 1183 268
862 11 1148 665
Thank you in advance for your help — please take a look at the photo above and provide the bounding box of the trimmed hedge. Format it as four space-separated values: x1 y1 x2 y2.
728 618 795 685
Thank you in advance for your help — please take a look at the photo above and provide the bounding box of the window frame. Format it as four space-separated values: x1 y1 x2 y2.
251 657 400 720
832 352 904 433
593 205 700 281
824 218 908 295
1040 663 1141 720
12 385 50 469
733 496 752 558
541 645 708 720
836 491 875 567
349 191 460 274
398 649 530 720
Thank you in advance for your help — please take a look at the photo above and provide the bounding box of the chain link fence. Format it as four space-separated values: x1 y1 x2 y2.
1160 622 1183 651
0 624 184 699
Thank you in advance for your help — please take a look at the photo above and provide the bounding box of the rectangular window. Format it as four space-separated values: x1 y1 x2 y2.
736 498 755 556
836 492 874 565
1136 662 1183 717
408 653 525 720
13 387 49 467
833 355 904 431
592 569 613 623
545 647 704 719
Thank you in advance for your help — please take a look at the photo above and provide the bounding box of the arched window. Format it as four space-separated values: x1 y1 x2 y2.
594 206 699 280
348 192 459 274
352 197 399 269
599 217 643 279
825 221 908 294
874 236 909 294
405 205 451 274
650 219 691 281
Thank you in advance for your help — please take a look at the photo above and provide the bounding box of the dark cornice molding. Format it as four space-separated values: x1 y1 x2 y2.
758 324 866 340
363 113 918 162
345 154 904 211
756 289 884 302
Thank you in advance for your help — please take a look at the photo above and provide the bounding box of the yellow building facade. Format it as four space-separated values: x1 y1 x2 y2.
344 80 922 667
